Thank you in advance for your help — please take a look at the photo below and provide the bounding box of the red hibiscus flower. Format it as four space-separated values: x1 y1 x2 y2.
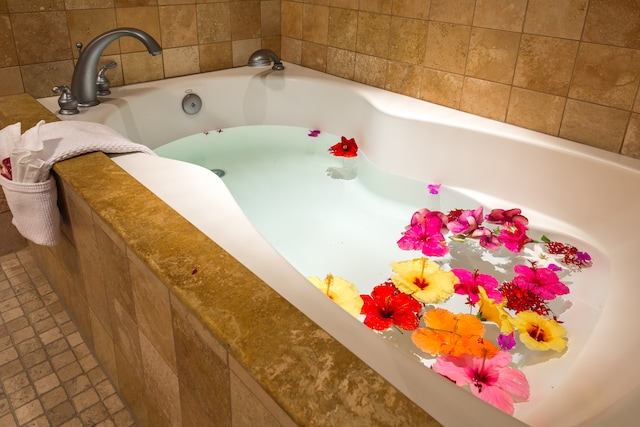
361 282 422 331
328 136 358 157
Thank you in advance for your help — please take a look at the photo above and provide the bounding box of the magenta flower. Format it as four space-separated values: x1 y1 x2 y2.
470 227 501 250
498 221 532 253
408 208 448 228
447 206 484 235
432 351 530 414
512 264 569 300
428 183 441 195
451 268 501 305
497 332 516 351
398 217 449 257
485 208 528 226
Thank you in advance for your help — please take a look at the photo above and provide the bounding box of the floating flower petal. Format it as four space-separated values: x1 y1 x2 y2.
511 310 567 352
307 274 363 317
512 264 569 300
412 308 499 358
432 351 529 414
452 268 501 305
428 183 441 195
397 217 449 257
391 258 457 304
328 136 358 157
498 221 533 253
477 286 514 333
360 281 422 331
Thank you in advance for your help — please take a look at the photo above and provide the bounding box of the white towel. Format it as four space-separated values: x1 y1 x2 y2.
0 120 156 246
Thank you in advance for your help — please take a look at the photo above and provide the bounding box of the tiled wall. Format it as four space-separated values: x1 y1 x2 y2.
2 0 640 159
0 0 280 98
28 174 297 427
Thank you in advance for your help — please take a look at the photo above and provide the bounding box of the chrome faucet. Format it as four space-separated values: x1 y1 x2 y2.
71 27 162 107
247 49 284 70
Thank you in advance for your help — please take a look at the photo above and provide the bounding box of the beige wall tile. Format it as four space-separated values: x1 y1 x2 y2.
0 1 7 13
179 386 216 427
232 38 261 67
420 68 463 109
583 0 640 49
230 371 289 427
139 333 181 427
67 8 119 58
171 295 231 425
0 15 17 67
359 0 392 14
115 7 161 53
159 5 197 48
281 1 302 39
391 0 430 20
523 0 588 39
261 0 280 37
466 28 520 84
424 22 470 74
569 43 640 110
128 251 177 373
196 3 230 44
474 0 527 32
301 40 327 71
12 12 72 64
506 87 565 135
20 61 75 98
326 46 355 79
111 297 144 381
163 46 199 77
199 42 233 72
302 4 329 45
460 77 511 121
0 66 23 96
230 1 261 40
120 51 164 84
429 0 474 25
280 36 301 64
90 309 117 385
65 0 115 9
621 113 640 159
7 0 64 12
327 7 357 50
513 34 578 96
328 0 357 9
559 99 630 152
356 11 390 57
385 61 421 97
354 53 387 89
114 346 148 427
388 16 428 65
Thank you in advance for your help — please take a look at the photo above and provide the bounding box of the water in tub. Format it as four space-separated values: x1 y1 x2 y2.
155 125 606 421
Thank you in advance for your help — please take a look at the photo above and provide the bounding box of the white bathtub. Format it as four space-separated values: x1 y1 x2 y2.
39 64 640 426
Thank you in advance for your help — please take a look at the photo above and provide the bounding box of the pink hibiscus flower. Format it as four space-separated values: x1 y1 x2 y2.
432 351 530 414
447 206 484 235
470 227 501 250
397 218 449 257
451 268 502 305
512 264 569 300
485 208 529 226
498 221 532 253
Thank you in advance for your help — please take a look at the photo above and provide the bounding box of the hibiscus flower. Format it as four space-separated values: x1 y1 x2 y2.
391 258 458 304
307 274 363 317
451 268 502 305
485 208 529 226
328 136 358 157
397 216 449 257
511 310 567 352
477 286 514 334
360 282 422 330
498 221 532 253
432 351 530 414
512 264 569 300
447 206 484 235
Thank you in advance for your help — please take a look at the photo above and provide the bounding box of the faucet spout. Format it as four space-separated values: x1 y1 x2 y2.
71 27 162 107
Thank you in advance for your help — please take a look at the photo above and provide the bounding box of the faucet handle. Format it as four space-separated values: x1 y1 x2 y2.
96 61 117 96
76 42 83 56
52 85 79 115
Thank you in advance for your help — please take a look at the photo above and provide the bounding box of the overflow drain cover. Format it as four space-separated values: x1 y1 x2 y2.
182 93 202 115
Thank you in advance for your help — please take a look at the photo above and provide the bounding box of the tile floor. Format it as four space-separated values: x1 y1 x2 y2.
0 248 137 427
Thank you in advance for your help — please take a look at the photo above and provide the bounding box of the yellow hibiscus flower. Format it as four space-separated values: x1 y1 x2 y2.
390 258 458 304
511 310 567 352
477 286 514 334
307 274 363 317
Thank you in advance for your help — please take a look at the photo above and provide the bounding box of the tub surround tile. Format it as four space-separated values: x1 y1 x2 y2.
64 0 116 9
19 61 76 99
622 113 640 159
354 53 387 89
327 8 357 51
199 41 233 72
569 43 640 110
326 46 355 80
473 0 527 32
66 8 119 58
230 1 261 41
506 87 566 136
302 4 329 45
0 93 58 129
300 41 327 72
385 61 422 98
582 0 640 49
460 76 511 121
523 0 588 39
163 46 200 77
0 15 17 67
388 16 428 65
466 27 520 84
196 3 231 43
261 0 281 38
114 345 148 426
11 12 71 65
355 11 391 58
281 1 302 39
359 0 392 14
392 0 430 20
120 51 163 84
159 4 197 48
559 99 630 152
424 22 471 74
0 0 7 13
232 38 261 68
420 68 463 109
114 7 161 53
429 0 474 25
7 0 64 13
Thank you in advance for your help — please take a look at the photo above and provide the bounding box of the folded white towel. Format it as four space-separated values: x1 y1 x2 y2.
0 120 156 246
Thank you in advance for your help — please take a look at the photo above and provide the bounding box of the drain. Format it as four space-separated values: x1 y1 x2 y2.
211 168 226 177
